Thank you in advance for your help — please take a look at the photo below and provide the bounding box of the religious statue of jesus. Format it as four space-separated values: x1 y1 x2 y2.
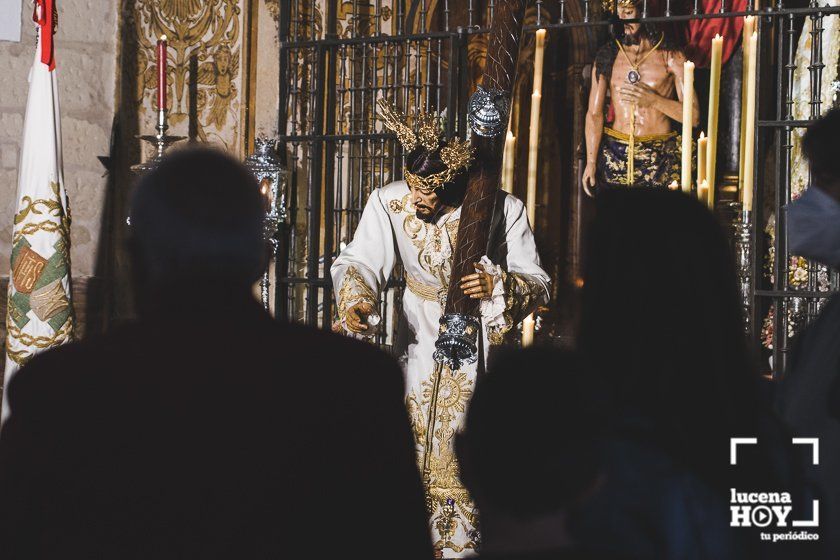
583 0 699 194
331 101 550 558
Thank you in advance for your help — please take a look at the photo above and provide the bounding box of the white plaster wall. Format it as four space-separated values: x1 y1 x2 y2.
0 0 118 277
254 0 280 140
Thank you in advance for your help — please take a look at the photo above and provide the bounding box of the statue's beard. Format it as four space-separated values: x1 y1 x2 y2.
622 28 643 46
415 207 436 223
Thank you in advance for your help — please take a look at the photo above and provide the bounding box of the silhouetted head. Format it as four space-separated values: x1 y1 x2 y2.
579 189 782 492
406 146 467 222
802 107 840 202
458 348 604 520
128 148 263 304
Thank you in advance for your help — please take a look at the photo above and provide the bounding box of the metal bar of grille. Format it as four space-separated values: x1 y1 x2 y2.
772 13 796 373
529 6 840 30
757 119 816 127
321 0 339 325
305 43 326 326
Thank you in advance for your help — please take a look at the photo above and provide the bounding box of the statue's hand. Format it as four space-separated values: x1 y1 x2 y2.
460 263 496 300
582 162 597 197
346 302 377 333
619 83 659 109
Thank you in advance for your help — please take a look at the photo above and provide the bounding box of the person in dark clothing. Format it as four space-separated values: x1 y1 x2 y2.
776 107 840 557
457 347 623 560
574 189 810 560
0 148 433 560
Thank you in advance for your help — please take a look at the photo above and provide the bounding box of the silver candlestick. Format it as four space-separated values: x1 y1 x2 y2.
733 207 753 334
131 108 186 174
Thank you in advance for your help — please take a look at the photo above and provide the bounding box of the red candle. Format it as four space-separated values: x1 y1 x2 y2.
157 35 167 111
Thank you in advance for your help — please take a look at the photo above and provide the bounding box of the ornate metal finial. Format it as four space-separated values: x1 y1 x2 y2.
467 87 510 138
433 313 481 369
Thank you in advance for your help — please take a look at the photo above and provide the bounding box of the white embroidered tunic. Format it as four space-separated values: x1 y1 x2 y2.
331 181 550 557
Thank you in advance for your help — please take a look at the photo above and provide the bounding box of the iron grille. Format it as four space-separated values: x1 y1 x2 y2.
277 0 840 375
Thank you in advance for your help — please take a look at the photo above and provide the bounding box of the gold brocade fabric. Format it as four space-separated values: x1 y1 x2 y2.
407 364 479 556
597 127 681 189
336 266 377 324
405 274 446 305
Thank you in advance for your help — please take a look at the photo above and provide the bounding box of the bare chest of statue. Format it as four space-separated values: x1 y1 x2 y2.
610 47 675 136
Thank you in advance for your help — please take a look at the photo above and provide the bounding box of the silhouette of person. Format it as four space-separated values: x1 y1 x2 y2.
457 347 625 560
0 148 433 560
777 107 840 558
574 189 808 560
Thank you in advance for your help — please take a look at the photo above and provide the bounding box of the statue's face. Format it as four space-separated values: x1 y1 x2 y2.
618 4 641 37
410 184 443 222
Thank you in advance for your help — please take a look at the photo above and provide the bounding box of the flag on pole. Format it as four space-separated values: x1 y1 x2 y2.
3 0 74 419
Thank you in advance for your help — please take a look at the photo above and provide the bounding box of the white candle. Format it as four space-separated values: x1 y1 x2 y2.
502 131 516 193
526 92 541 226
522 30 547 348
522 314 535 348
706 34 724 209
742 31 758 212
739 16 756 193
697 132 707 190
533 29 547 94
681 61 695 193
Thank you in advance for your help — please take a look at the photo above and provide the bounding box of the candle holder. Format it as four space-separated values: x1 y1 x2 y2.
733 205 753 334
131 108 186 174
244 137 289 312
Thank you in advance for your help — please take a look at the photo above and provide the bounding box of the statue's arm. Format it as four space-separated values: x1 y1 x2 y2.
499 198 551 324
583 66 608 195
669 50 701 127
330 190 396 333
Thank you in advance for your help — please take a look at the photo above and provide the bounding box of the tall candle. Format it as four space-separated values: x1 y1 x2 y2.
742 31 758 212
502 131 516 193
157 35 168 111
533 29 547 94
522 314 535 348
526 92 541 225
697 132 707 189
523 32 546 348
739 16 756 193
525 29 547 224
706 34 724 210
681 60 695 193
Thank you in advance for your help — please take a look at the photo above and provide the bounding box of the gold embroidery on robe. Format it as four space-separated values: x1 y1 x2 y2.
336 265 377 323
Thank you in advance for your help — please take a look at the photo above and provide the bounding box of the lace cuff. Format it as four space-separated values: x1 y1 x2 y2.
478 256 508 329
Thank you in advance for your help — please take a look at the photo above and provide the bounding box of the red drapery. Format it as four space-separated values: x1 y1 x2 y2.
684 0 747 67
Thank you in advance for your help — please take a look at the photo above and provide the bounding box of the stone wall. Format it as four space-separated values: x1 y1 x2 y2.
0 0 118 278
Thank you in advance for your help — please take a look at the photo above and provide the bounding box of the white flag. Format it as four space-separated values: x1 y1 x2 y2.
3 2 74 421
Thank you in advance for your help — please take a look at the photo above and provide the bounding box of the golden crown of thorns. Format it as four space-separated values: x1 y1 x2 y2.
377 99 474 192
602 0 640 14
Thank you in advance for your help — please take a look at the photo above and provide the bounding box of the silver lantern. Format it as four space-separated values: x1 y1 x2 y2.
244 137 289 311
